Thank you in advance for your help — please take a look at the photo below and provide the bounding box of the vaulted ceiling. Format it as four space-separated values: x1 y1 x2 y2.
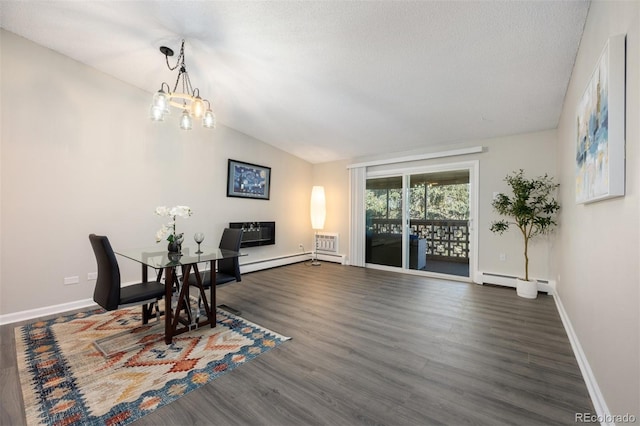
0 1 589 163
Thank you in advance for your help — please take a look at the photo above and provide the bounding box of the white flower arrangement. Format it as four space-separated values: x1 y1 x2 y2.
155 205 192 243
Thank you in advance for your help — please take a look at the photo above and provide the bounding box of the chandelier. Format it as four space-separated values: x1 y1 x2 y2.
149 39 215 130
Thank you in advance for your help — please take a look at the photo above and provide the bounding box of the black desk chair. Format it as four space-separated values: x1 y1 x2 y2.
188 228 243 314
89 234 165 356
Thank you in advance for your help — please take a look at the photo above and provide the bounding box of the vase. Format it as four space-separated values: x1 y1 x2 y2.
167 252 181 262
167 241 180 253
516 278 538 299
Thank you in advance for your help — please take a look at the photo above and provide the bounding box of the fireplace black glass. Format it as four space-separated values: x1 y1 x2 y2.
229 221 275 248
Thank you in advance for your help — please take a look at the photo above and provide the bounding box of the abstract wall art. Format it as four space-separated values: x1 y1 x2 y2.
575 34 626 204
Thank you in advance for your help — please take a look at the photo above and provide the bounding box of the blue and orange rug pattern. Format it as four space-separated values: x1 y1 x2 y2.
15 307 290 426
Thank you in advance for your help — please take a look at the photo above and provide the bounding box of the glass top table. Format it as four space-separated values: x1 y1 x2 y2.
116 245 246 270
115 244 246 344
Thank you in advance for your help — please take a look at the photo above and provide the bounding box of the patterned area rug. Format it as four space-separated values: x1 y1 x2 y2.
15 306 290 425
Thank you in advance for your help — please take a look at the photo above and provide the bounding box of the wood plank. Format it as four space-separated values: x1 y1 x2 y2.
0 263 593 425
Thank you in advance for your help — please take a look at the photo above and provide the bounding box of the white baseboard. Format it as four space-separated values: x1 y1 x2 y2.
0 252 316 325
239 252 346 273
0 298 98 325
315 252 348 265
478 271 555 294
239 252 311 273
553 292 611 425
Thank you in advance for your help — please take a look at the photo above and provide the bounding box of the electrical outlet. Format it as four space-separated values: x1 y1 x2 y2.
88 272 98 280
64 276 79 285
299 243 303 249
499 253 506 261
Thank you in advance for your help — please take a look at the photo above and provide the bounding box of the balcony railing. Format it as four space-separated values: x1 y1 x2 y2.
369 219 469 263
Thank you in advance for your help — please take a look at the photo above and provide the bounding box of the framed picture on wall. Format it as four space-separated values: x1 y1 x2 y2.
226 159 271 200
575 34 626 204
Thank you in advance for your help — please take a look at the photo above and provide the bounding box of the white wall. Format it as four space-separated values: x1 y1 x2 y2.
312 159 350 256
0 30 313 316
476 131 558 281
315 131 557 279
555 1 640 418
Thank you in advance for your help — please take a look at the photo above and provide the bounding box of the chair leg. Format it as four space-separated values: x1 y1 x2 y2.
142 304 150 324
142 300 162 324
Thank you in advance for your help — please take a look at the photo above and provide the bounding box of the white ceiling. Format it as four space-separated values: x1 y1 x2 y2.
0 1 589 164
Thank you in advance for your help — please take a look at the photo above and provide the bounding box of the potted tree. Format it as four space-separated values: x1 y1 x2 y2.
490 169 560 299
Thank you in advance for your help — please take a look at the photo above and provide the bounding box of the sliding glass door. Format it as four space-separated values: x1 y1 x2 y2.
365 176 403 267
408 170 470 277
365 163 476 280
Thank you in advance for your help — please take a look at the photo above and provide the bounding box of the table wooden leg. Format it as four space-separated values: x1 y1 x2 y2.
210 260 217 328
192 264 212 325
142 265 164 283
164 266 173 344
172 265 192 332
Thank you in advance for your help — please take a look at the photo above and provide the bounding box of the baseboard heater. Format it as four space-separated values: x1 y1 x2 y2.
316 252 348 265
479 271 555 295
239 253 310 274
239 252 347 271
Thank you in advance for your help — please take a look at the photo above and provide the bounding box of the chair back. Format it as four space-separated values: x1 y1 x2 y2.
89 234 121 311
218 228 242 281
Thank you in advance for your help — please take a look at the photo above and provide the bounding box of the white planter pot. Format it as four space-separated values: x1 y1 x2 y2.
516 278 538 299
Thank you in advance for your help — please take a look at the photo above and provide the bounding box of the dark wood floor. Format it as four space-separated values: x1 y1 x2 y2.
1 262 593 425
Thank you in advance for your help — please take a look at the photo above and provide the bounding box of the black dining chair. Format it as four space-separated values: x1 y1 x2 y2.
89 234 166 356
188 228 243 314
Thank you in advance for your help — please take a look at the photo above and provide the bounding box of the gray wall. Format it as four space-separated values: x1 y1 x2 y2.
316 130 558 281
555 0 640 417
0 30 313 315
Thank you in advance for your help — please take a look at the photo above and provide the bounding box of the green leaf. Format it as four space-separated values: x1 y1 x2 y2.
489 169 560 279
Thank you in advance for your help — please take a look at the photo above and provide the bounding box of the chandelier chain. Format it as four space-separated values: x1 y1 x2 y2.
173 67 184 95
164 40 185 72
183 70 194 96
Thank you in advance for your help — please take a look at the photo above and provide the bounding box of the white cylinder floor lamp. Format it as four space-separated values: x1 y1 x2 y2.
310 186 326 266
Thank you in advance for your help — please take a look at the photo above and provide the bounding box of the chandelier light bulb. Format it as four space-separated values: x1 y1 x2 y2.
191 96 205 119
203 109 216 128
152 90 170 114
149 105 165 121
180 109 193 130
